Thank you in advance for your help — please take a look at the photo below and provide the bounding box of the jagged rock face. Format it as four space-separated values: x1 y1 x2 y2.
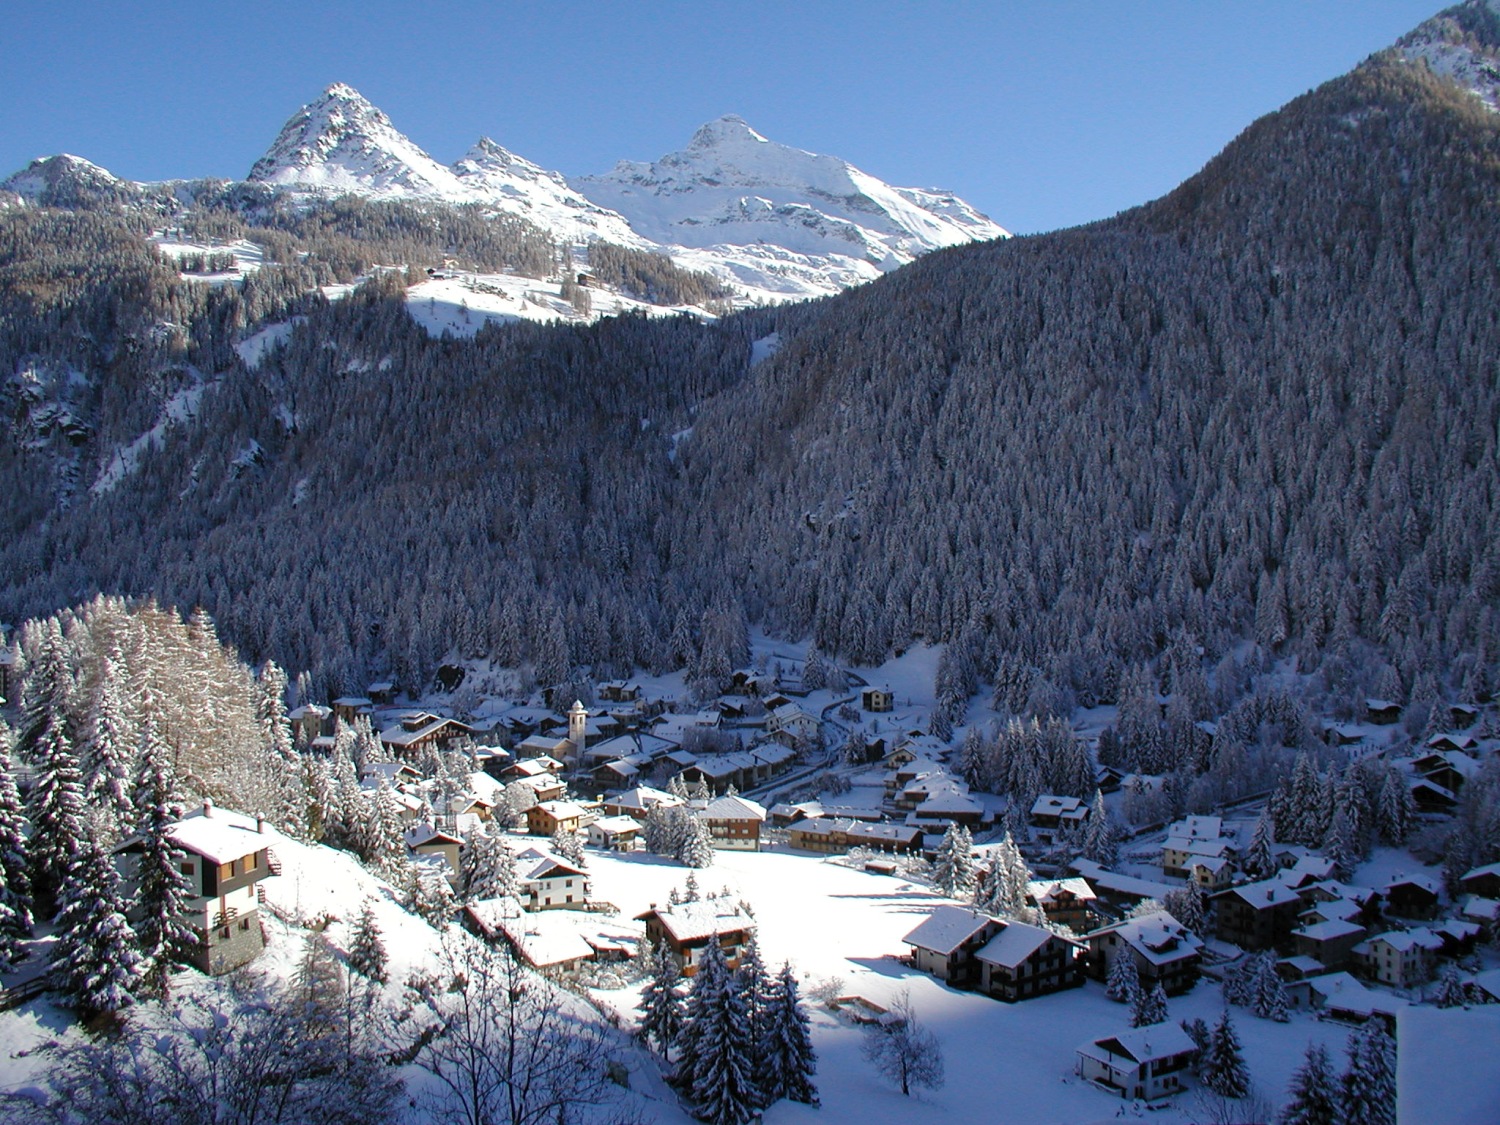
0 154 138 209
1396 0 1500 111
246 82 466 197
572 114 1008 267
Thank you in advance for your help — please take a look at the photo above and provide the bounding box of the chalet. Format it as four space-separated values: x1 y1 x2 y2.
861 686 894 712
379 712 475 759
1069 859 1178 911
526 800 586 837
905 783 985 829
1025 877 1099 932
1364 698 1402 725
404 823 463 882
973 921 1085 1001
1449 703 1481 728
598 680 643 703
1292 919 1367 973
512 846 590 910
880 742 918 770
765 702 819 744
1460 894 1500 931
1353 928 1443 988
787 817 923 855
332 696 372 724
288 703 331 744
465 896 639 971
1382 874 1441 919
367 681 397 705
1084 912 1203 996
636 900 756 975
1211 879 1305 952
1459 862 1500 900
902 905 1004 988
1029 794 1089 842
474 745 513 779
586 815 641 851
114 800 278 975
1161 815 1235 879
360 760 422 787
1424 731 1479 755
1410 777 1458 813
1411 750 1478 795
509 771 566 806
1292 881 1382 926
1187 854 1237 892
728 669 778 697
1433 918 1482 957
696 794 767 851
592 754 652 788
1288 971 1407 1032
768 800 824 828
601 785 682 821
1076 1024 1198 1101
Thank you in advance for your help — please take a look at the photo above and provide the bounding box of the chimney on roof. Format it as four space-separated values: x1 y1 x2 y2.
203 798 213 818
256 816 265 833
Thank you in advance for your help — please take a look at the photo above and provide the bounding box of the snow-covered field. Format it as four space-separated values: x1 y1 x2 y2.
583 846 1358 1125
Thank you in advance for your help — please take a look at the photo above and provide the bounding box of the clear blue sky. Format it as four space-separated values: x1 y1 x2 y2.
3 1 1444 234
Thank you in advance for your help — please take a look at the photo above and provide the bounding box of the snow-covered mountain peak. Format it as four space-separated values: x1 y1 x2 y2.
573 117 1007 265
686 114 771 151
247 82 466 198
1 153 138 208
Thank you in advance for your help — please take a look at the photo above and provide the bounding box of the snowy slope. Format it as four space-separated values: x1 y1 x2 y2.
573 115 1009 267
0 153 138 207
1397 0 1500 111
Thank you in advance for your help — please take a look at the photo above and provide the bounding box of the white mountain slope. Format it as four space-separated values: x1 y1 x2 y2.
573 114 1009 268
1396 0 1500 111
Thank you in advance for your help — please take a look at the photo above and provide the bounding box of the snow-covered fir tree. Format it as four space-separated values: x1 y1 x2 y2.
1250 953 1290 1022
1337 1022 1396 1125
1201 1010 1249 1099
680 815 716 869
680 937 761 1124
1376 767 1414 846
347 899 389 985
131 718 196 1001
461 826 518 902
81 654 137 840
407 861 456 928
1433 963 1468 1008
931 822 975 898
0 719 34 959
1163 881 1207 936
21 625 87 907
974 831 1029 917
1130 981 1169 1028
1279 1041 1337 1125
1242 812 1276 881
1106 948 1140 1004
356 778 407 871
759 961 818 1106
551 826 586 867
638 941 685 1058
1080 789 1118 865
51 837 142 1018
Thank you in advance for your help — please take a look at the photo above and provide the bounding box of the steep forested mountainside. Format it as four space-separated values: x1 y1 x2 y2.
2 31 1499 710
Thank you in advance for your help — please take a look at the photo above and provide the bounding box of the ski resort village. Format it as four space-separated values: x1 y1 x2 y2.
0 603 1496 1124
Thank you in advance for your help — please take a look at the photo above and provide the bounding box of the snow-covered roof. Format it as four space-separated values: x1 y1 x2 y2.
1166 814 1222 841
404 823 462 848
1087 912 1203 966
1078 1023 1197 1067
1359 928 1443 954
605 785 680 811
902 905 996 956
1029 794 1086 818
1026 877 1096 904
1216 878 1303 909
533 800 585 820
1069 859 1176 902
1305 971 1407 1016
638 899 755 943
975 921 1074 968
1462 861 1500 882
160 803 278 865
1382 873 1441 895
589 815 641 835
1294 918 1366 942
698 795 767 822
1460 895 1499 922
512 846 586 883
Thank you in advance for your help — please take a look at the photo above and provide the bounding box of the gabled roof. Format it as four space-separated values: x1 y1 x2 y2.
1215 878 1303 909
1078 1023 1197 1066
1086 911 1203 966
532 800 585 820
698 794 767 822
1026 877 1097 904
902 905 997 956
138 803 277 866
404 823 463 848
976 921 1077 968
512 846 586 883
636 900 755 943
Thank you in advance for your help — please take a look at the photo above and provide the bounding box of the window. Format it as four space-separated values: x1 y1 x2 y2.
181 862 194 876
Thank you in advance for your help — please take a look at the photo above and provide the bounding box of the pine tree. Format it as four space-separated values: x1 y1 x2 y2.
0 720 34 951
1322 806 1360 882
1280 1042 1337 1125
1376 768 1413 845
131 719 195 1001
83 656 137 838
639 942 685 1057
680 816 716 869
551 826 586 867
759 961 818 1106
51 838 141 1018
1250 952 1290 1022
1130 981 1169 1027
931 822 975 898
733 932 773 1105
1081 789 1118 865
1242 811 1276 880
1337 1023 1395 1125
26 717 88 911
357 778 406 871
347 899 388 985
682 938 761 1124
1106 949 1140 1004
1433 963 1467 1008
1163 881 1207 936
1201 1010 1249 1099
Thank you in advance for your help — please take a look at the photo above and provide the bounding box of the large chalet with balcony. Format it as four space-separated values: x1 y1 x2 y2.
114 800 280 975
636 899 756 975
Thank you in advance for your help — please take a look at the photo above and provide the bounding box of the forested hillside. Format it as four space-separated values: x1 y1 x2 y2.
2 43 1498 717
